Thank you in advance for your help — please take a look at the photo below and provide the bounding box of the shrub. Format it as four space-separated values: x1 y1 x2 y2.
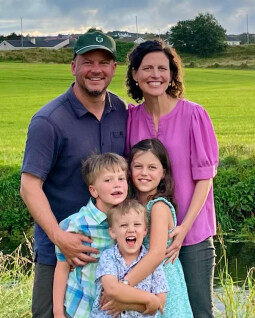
1 155 254 247
0 168 32 237
214 157 255 234
116 41 135 63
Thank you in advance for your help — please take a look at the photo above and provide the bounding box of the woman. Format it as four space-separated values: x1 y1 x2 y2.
125 39 219 318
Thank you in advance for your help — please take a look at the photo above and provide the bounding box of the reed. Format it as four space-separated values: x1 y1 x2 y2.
215 230 255 317
0 235 33 318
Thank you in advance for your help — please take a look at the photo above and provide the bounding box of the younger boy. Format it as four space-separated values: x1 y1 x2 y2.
53 153 128 318
91 199 168 317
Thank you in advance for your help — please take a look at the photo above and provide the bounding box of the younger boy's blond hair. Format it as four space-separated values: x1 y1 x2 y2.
107 199 148 228
82 153 128 186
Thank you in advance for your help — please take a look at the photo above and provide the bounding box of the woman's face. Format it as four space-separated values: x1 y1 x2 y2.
132 51 171 98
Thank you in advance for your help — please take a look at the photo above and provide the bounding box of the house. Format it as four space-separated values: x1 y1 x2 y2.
134 37 145 44
0 37 70 51
225 35 241 46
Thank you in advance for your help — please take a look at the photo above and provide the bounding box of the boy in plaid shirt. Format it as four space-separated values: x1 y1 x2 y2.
53 153 128 318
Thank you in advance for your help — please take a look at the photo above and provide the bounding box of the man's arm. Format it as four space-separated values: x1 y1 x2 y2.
20 172 99 266
53 261 70 318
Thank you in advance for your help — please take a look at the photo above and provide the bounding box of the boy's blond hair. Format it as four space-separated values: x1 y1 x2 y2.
107 199 148 227
82 153 128 186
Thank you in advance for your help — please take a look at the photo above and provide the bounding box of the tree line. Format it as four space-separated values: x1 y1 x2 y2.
1 13 254 58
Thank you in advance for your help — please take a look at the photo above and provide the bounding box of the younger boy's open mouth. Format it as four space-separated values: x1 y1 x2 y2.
126 236 136 247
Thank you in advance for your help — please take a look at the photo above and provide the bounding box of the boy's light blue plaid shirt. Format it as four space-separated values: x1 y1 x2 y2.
55 198 114 318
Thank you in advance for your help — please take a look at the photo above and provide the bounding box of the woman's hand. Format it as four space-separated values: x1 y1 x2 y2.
164 225 188 265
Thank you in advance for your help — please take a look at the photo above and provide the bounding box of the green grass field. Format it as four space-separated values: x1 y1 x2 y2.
0 62 255 169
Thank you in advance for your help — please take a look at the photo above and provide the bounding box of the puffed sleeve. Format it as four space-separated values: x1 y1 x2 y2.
125 103 136 157
190 106 219 180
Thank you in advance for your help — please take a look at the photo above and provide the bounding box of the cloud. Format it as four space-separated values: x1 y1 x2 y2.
0 0 254 35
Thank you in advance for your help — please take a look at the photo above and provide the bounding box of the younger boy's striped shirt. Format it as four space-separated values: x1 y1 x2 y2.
55 198 114 318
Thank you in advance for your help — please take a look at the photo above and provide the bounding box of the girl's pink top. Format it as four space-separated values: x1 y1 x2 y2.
125 99 219 246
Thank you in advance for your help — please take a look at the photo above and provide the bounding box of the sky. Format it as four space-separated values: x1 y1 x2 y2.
0 0 254 36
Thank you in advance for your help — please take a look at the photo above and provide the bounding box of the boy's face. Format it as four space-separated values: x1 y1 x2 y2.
89 167 128 213
109 209 147 261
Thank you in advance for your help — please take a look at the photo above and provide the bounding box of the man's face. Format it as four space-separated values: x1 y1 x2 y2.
71 50 117 97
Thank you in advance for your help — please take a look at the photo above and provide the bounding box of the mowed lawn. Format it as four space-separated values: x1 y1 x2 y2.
0 62 255 168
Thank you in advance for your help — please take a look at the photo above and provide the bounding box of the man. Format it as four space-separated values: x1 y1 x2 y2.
20 31 127 318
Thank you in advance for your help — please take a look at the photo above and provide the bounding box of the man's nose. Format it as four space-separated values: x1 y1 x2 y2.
90 63 101 73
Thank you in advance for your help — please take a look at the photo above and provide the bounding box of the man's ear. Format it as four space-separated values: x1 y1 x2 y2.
89 185 98 198
109 227 116 240
71 59 76 76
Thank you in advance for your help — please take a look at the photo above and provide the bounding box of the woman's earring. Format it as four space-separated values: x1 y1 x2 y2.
135 82 139 86
168 82 172 87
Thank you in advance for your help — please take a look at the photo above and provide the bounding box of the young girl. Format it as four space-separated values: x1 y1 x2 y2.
125 138 193 318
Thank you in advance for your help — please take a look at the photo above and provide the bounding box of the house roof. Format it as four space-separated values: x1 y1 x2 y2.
225 35 241 42
6 40 36 47
4 39 68 48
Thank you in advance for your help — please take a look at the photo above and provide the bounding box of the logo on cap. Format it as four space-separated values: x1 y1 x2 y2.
96 36 104 43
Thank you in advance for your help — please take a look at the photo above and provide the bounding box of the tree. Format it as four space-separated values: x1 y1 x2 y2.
6 32 21 40
86 27 102 33
169 13 227 57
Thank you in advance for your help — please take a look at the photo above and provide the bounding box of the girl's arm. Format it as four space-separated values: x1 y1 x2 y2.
166 179 212 262
53 260 70 318
124 201 173 286
101 275 164 315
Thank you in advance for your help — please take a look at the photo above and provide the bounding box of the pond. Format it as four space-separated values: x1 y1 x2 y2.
214 237 255 286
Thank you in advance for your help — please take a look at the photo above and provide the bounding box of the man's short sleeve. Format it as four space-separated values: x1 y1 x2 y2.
21 116 62 181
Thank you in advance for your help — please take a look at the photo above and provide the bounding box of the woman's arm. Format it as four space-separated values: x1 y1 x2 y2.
166 179 212 262
53 261 70 318
124 201 173 286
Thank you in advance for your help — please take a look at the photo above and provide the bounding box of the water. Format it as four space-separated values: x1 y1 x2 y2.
214 238 255 286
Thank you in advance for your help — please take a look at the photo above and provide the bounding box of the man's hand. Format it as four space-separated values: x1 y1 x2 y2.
55 230 99 267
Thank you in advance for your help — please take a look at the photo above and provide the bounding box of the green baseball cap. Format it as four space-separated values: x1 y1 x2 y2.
73 31 116 59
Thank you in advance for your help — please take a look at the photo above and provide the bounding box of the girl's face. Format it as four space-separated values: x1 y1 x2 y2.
132 51 171 98
131 150 165 198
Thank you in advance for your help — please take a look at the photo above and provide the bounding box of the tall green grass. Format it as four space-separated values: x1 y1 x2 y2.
1 235 254 317
214 230 255 317
0 236 33 318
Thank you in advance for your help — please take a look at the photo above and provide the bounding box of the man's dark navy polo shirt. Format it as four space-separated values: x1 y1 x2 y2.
21 84 127 265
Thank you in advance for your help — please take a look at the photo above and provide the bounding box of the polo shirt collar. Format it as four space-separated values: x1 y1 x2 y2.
86 197 108 224
67 84 115 118
114 244 147 268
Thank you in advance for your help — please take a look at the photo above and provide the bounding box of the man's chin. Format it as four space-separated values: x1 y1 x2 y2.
85 87 106 97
